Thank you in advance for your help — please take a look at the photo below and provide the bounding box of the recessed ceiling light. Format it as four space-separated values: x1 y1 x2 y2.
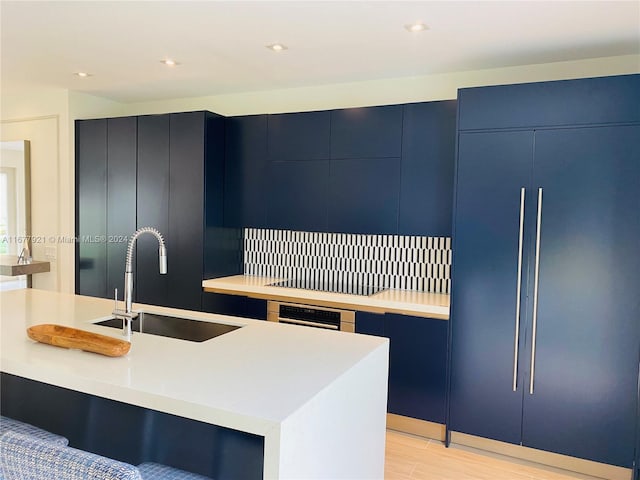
160 59 179 66
74 72 92 78
266 43 288 52
404 22 428 33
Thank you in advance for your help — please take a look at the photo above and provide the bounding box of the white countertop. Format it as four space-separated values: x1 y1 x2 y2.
202 275 450 319
0 288 388 437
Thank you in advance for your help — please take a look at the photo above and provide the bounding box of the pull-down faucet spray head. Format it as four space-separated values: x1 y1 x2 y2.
159 244 167 274
123 227 167 316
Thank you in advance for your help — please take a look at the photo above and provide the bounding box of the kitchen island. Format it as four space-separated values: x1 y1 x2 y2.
0 289 389 479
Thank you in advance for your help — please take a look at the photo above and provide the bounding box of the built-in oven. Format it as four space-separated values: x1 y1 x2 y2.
267 301 355 332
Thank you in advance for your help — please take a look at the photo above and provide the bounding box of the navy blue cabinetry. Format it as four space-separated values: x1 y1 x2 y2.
449 130 533 444
399 101 456 237
224 115 268 228
458 74 640 130
225 102 456 237
266 160 330 232
167 112 214 310
264 110 331 232
136 115 170 306
201 293 267 320
77 111 227 311
76 118 137 299
105 117 137 298
328 157 400 234
356 312 447 424
521 125 640 467
450 74 640 470
268 111 330 161
330 105 403 159
76 119 107 298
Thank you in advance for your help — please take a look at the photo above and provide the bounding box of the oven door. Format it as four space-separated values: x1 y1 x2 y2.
267 301 355 332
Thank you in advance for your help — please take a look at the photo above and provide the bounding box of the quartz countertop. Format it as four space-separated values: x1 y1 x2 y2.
202 275 450 320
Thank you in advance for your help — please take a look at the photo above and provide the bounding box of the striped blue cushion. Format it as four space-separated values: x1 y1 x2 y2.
0 415 68 445
138 462 211 480
0 431 142 480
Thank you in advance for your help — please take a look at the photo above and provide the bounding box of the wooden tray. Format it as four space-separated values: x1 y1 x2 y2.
27 324 131 357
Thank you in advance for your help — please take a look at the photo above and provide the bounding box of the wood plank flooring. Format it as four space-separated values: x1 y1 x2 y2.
385 430 603 480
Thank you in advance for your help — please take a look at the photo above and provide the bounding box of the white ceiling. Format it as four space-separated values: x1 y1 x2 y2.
1 1 639 104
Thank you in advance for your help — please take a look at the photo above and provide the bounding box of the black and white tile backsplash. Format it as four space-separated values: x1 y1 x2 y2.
243 229 452 294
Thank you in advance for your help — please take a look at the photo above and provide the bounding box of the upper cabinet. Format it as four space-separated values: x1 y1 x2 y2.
224 115 268 229
399 101 456 237
458 74 640 130
266 160 330 232
268 111 330 161
330 105 403 159
224 101 456 236
327 157 400 234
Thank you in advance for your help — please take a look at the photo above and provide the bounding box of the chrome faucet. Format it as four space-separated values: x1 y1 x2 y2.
113 227 167 339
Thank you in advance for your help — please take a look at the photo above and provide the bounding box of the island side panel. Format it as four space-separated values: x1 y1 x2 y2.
270 340 389 479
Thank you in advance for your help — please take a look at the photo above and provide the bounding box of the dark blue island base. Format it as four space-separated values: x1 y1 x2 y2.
1 373 264 480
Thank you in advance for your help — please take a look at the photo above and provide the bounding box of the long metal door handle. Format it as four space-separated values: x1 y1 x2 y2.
513 187 526 392
530 187 543 395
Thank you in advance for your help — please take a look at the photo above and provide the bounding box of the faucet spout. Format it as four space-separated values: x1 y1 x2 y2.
114 227 167 339
124 227 168 315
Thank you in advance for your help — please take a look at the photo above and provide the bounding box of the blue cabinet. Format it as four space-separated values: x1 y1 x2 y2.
76 119 107 298
136 114 170 306
457 74 640 130
76 117 137 300
356 312 447 424
267 111 330 161
399 101 457 237
330 105 403 159
224 115 268 229
77 111 229 311
105 117 137 298
449 131 533 444
202 293 267 320
266 160 330 232
521 125 639 467
328 157 401 234
450 74 640 469
224 102 455 236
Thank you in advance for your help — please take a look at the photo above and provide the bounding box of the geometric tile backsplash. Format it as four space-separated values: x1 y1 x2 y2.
243 228 452 294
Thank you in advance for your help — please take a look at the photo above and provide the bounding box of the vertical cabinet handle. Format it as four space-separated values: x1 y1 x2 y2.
530 187 543 395
513 187 526 392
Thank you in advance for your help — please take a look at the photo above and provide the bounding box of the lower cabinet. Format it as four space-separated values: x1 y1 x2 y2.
201 293 267 320
356 312 447 425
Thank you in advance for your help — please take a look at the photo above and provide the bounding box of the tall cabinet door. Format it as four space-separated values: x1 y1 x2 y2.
167 112 205 310
449 131 534 444
76 119 107 297
522 125 640 467
106 117 137 297
136 115 170 306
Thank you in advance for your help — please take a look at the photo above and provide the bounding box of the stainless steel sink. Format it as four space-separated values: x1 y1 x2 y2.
95 311 241 342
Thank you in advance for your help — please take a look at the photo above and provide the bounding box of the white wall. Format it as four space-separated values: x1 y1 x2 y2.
1 54 638 293
0 87 125 293
112 54 640 117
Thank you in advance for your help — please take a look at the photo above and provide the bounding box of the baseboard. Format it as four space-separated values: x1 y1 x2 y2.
449 431 632 480
386 413 446 441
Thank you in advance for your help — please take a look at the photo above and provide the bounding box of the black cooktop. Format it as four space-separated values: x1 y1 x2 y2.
269 279 386 297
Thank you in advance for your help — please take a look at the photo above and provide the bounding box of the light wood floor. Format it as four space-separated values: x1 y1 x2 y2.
385 430 602 480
